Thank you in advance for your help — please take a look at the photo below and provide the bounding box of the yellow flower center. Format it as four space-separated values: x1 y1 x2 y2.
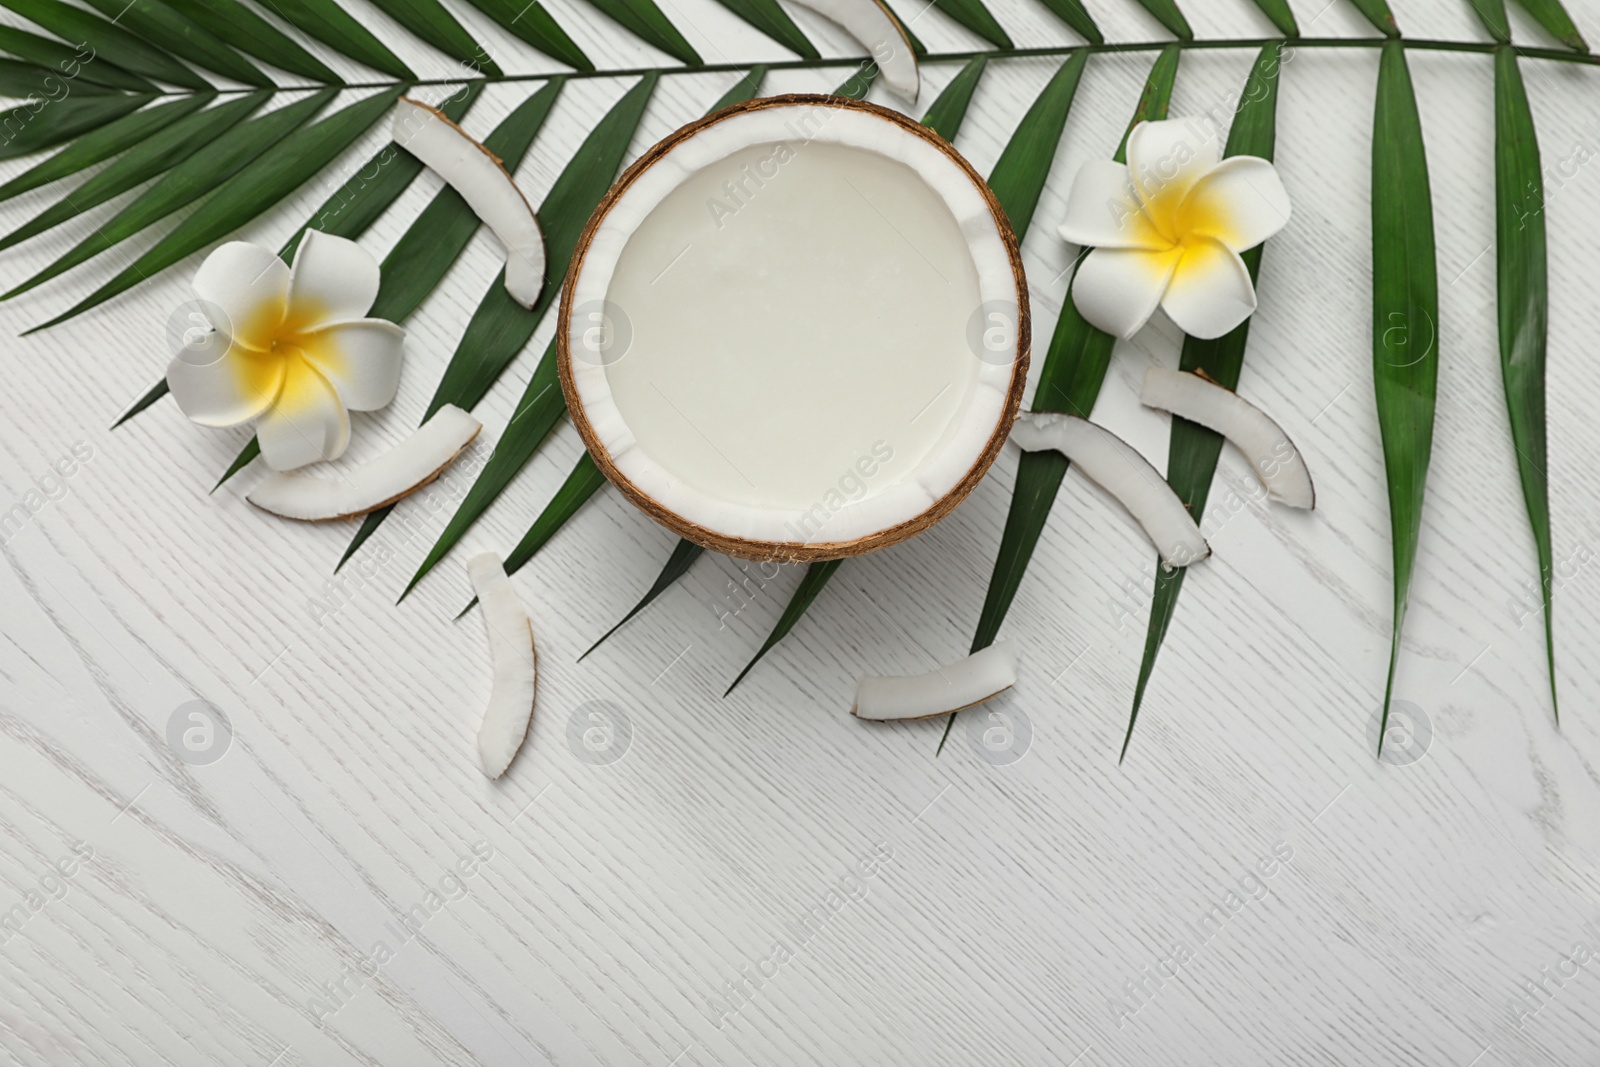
228 296 347 413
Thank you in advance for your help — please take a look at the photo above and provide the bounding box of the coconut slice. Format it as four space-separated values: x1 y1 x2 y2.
1011 412 1209 569
247 406 481 521
852 641 1016 721
560 96 1026 564
392 97 545 308
1140 368 1316 509
787 0 919 102
467 553 537 780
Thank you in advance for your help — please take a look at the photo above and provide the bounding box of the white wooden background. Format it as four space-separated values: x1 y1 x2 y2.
4 0 1600 1062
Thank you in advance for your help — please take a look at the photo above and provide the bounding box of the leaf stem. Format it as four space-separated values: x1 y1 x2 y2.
138 35 1600 100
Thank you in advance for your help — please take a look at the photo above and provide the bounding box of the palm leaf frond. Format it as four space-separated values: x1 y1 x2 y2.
0 0 210 88
922 54 986 142
0 24 159 91
725 560 841 696
0 93 210 204
582 537 703 657
460 0 593 69
31 87 397 330
367 0 503 75
1370 38 1439 755
1493 44 1557 715
1 91 268 252
260 0 415 78
1512 0 1587 51
0 93 154 162
159 0 342 81
77 0 271 85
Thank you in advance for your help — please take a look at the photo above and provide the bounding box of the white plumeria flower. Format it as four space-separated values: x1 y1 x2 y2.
1058 119 1292 341
166 230 405 471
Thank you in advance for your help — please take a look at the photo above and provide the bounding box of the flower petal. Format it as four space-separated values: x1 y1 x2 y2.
1178 155 1292 253
166 336 283 427
287 228 381 329
1058 159 1169 251
1160 237 1258 340
255 358 351 471
1071 246 1182 340
1125 119 1222 217
192 241 289 351
297 319 405 411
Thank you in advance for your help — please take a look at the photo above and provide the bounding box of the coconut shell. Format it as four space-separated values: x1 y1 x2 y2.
558 94 1029 563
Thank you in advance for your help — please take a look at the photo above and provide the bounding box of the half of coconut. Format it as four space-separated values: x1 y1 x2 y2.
558 95 1027 562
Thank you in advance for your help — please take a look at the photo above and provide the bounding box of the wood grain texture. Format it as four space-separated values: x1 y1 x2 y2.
2 0 1600 1064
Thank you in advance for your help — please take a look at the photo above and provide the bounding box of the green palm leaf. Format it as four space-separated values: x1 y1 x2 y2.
29 87 397 331
1036 0 1101 43
159 0 342 82
986 49 1087 243
956 45 1182 754
460 0 593 69
1493 44 1557 716
0 92 266 252
927 0 1011 48
709 66 766 112
583 0 702 65
1468 0 1512 42
707 0 816 57
1247 0 1298 36
0 93 154 162
922 54 986 142
1345 0 1400 36
1370 38 1439 755
8 89 334 303
0 25 159 91
581 538 703 657
367 0 502 75
0 93 210 203
455 451 609 617
725 560 842 696
389 75 660 597
1130 0 1192 39
1125 43 1283 762
256 0 415 78
0 58 120 97
77 0 271 85
1512 0 1587 51
0 0 209 88
834 59 877 98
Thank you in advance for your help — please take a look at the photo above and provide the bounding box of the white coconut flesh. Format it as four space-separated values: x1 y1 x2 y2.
852 641 1017 721
565 100 1020 553
247 405 481 521
1140 368 1316 510
1011 412 1210 570
785 0 918 102
466 553 537 780
392 97 546 308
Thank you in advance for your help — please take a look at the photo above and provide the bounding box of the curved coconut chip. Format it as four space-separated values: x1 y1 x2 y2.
853 641 1016 720
1141 368 1315 509
248 405 481 521
467 552 538 780
392 97 546 308
787 0 918 102
1011 412 1210 570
